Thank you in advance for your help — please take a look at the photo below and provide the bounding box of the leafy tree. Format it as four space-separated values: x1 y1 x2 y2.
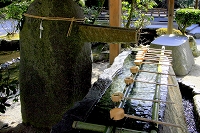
0 0 33 35
122 0 157 46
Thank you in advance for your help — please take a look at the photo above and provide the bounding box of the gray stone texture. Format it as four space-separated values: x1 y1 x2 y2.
193 95 200 129
150 35 195 76
20 0 92 129
161 67 188 133
51 51 130 133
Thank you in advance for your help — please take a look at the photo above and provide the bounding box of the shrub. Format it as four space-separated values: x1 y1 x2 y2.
175 8 200 35
156 28 182 36
0 0 33 35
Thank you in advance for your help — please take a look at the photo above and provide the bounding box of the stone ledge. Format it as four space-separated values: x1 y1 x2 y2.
193 95 200 129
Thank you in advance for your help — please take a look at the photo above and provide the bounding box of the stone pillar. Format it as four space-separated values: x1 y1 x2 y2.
150 35 194 76
20 0 92 129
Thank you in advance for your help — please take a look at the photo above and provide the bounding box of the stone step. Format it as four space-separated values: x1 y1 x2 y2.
189 26 200 39
186 24 199 32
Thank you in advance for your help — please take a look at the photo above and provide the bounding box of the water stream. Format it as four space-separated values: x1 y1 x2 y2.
86 52 170 132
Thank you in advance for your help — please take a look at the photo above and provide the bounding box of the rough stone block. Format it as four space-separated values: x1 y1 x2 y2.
150 34 195 76
193 95 200 129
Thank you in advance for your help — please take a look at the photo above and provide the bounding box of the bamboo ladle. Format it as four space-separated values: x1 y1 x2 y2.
110 108 184 130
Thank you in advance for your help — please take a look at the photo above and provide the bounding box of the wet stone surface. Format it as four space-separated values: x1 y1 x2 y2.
179 82 200 133
86 53 170 132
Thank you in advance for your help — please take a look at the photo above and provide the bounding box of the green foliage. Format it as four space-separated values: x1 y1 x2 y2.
82 0 105 24
175 8 200 35
122 0 156 29
122 0 157 46
83 6 99 24
156 28 182 36
0 63 19 113
0 0 33 35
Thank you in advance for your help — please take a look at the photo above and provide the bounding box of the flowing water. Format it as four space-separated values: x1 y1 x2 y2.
86 52 170 132
180 83 200 133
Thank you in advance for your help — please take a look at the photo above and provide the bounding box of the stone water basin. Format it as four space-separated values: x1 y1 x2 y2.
52 50 188 133
85 51 175 132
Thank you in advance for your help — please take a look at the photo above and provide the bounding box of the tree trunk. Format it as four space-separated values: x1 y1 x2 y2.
20 0 92 130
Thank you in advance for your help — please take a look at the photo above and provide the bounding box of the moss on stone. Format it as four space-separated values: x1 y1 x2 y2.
20 0 92 129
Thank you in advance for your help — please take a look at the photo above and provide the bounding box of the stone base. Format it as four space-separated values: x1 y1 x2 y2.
194 95 200 130
150 34 195 76
160 67 188 133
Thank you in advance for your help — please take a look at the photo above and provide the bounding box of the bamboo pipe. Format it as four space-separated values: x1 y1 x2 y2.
109 108 184 130
72 121 143 133
151 45 165 133
72 121 107 132
124 77 177 86
111 92 174 104
130 66 175 76
151 75 161 132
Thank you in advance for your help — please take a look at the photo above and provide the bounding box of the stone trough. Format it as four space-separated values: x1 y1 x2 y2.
51 48 188 133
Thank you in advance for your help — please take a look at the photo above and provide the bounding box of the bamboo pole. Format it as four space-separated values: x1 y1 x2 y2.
72 121 145 133
151 47 164 133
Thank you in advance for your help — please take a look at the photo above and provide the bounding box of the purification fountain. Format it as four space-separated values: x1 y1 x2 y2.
52 46 188 133
20 1 189 132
